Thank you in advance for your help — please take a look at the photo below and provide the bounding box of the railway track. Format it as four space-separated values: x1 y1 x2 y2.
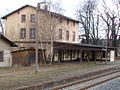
51 67 120 90
16 67 120 90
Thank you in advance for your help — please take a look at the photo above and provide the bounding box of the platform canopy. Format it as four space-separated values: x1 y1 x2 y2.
53 41 116 51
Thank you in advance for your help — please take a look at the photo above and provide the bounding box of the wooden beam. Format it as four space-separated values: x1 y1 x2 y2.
80 49 83 64
52 50 55 64
86 51 90 64
94 51 96 64
77 50 79 59
63 50 64 62
100 50 103 63
70 50 72 61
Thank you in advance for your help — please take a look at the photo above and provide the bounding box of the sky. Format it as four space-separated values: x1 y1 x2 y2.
0 0 115 19
0 0 80 19
0 0 80 32
0 0 116 19
0 0 118 36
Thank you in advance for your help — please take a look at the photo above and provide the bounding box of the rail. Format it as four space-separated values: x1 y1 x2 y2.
52 67 120 90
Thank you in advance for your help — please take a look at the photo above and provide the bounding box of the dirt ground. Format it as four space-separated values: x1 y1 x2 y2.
0 61 120 90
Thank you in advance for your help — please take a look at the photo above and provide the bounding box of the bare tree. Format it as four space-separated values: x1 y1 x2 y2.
77 0 100 45
37 0 63 64
99 0 120 47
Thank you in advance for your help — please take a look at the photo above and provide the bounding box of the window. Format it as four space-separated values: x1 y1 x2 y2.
31 14 35 23
73 22 75 26
20 28 26 39
59 29 62 40
66 31 69 41
60 18 62 23
72 50 75 58
73 31 75 41
103 51 106 58
0 51 3 62
51 15 53 18
21 14 26 23
65 50 70 58
67 20 69 25
30 28 36 39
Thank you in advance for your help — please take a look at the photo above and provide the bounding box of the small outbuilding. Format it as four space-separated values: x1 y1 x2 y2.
0 34 17 67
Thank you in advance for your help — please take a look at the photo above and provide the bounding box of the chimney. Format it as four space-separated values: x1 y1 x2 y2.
37 3 41 10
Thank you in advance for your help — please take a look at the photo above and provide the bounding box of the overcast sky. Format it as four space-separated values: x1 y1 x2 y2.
0 0 118 36
0 0 80 19
0 0 115 19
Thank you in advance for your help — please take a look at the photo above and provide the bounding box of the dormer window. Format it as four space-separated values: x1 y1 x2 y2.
60 18 62 23
21 14 26 23
73 22 75 26
67 20 69 25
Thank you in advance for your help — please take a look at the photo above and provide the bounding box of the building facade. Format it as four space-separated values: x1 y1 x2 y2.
2 4 80 64
2 5 79 49
2 4 116 65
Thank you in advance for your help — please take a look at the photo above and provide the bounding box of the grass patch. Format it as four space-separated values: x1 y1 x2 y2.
0 62 109 90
